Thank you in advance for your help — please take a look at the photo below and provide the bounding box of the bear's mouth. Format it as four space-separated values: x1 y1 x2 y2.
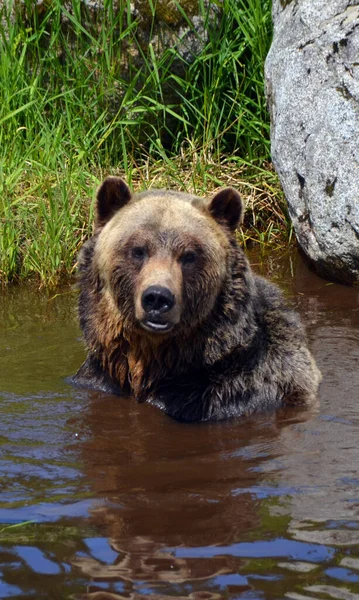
140 318 174 334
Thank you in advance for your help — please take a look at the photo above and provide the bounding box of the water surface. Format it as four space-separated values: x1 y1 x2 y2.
1 250 359 600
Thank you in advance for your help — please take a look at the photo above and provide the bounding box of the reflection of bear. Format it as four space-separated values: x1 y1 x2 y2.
73 177 321 421
71 399 318 599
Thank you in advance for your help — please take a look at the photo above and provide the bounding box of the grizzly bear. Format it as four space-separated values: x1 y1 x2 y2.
73 176 321 422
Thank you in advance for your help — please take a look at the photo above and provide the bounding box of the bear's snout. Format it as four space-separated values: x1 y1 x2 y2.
135 258 182 335
139 285 177 334
141 285 175 314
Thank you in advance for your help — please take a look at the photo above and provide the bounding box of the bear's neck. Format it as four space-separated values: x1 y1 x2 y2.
99 327 206 400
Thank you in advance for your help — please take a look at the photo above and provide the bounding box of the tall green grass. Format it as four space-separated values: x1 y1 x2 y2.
0 0 274 285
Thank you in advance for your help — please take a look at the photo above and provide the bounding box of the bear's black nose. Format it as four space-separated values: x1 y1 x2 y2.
141 285 175 313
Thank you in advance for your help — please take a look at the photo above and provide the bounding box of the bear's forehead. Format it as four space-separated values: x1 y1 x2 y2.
99 194 227 247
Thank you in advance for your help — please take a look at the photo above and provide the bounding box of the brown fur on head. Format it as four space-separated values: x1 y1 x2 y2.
77 177 244 397
92 177 243 340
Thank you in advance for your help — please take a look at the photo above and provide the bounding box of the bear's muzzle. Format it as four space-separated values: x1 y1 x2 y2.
140 285 176 333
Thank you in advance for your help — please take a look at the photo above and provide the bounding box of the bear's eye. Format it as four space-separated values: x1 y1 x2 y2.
180 251 196 265
131 246 146 260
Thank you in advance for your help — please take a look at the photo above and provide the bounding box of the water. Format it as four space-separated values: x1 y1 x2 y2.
0 250 359 600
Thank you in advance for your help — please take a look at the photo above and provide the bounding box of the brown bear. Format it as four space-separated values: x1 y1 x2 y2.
73 176 321 422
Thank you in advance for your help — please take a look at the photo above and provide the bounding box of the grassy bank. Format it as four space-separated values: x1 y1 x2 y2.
0 0 286 286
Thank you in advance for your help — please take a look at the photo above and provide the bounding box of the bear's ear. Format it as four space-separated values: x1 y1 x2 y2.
208 187 243 231
95 177 132 228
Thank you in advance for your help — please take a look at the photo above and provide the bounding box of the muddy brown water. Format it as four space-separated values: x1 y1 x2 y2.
0 250 359 600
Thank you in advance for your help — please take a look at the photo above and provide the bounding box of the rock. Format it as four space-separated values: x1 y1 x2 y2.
265 0 359 284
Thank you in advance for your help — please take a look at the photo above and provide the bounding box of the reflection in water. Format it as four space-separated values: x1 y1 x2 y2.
76 593 223 600
71 397 304 596
0 250 359 599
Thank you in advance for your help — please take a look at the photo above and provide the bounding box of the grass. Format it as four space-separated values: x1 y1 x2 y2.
0 0 287 287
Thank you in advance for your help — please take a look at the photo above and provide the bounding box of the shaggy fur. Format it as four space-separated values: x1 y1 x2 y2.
73 177 321 422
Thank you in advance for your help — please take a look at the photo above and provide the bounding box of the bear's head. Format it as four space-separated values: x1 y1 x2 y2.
82 177 243 342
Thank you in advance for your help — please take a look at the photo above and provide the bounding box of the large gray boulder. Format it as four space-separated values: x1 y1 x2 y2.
265 0 359 284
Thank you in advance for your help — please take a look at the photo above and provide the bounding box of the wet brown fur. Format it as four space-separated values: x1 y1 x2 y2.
73 177 321 422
